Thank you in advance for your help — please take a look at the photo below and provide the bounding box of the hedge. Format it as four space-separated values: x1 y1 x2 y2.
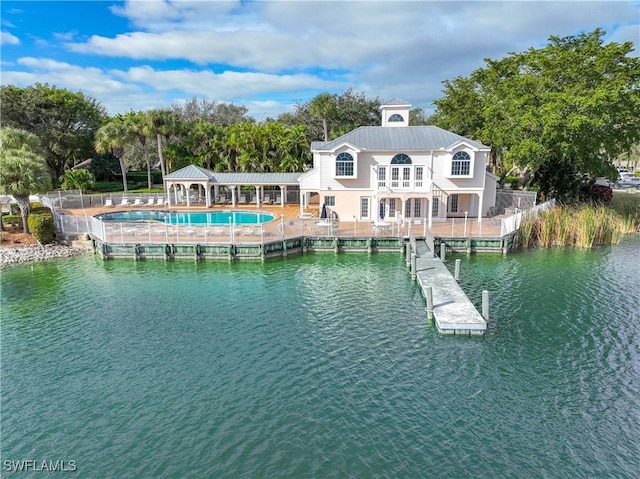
27 213 55 244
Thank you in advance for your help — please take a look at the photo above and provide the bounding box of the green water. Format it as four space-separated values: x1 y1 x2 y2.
1 237 639 478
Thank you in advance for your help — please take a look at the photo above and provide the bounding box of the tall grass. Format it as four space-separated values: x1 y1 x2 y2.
515 201 639 250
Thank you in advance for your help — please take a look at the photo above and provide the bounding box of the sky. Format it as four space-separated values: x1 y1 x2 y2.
1 0 638 121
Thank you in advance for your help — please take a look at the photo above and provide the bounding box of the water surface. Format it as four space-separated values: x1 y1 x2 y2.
2 237 639 478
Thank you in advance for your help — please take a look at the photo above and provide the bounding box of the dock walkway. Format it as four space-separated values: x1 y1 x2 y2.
413 241 487 336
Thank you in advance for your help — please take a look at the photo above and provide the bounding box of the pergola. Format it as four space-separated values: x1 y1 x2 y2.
163 165 303 209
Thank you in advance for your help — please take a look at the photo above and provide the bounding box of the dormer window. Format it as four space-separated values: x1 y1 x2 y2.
451 151 471 176
336 152 354 176
389 114 404 122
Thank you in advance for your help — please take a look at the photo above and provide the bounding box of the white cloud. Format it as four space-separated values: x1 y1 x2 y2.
113 65 342 97
0 31 20 46
2 0 637 119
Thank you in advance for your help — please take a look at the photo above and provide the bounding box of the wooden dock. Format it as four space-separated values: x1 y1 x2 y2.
412 240 487 336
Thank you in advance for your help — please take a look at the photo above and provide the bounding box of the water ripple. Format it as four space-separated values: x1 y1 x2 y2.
2 243 640 478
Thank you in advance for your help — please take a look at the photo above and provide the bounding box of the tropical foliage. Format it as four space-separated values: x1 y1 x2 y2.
0 128 52 233
59 168 95 193
432 29 640 202
0 83 106 181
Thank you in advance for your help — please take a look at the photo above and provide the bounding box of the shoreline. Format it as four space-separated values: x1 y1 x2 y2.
0 243 90 267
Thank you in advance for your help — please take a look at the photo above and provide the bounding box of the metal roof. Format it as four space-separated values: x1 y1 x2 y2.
311 126 488 152
164 166 302 185
381 98 411 107
165 164 216 180
211 172 303 185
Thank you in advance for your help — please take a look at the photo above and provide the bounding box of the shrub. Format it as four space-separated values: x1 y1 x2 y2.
27 213 55 244
2 214 22 228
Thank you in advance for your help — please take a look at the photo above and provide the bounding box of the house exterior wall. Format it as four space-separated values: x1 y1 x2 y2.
300 146 495 221
299 100 497 222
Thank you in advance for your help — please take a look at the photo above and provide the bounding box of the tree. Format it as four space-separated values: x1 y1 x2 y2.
172 97 253 125
94 118 135 193
308 92 337 141
125 111 153 190
0 84 106 182
0 128 51 234
433 29 640 201
147 109 179 193
283 89 381 143
59 169 95 193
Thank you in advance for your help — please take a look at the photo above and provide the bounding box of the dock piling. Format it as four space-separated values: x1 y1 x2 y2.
482 290 489 320
425 286 434 320
411 252 417 280
454 259 461 281
440 242 446 261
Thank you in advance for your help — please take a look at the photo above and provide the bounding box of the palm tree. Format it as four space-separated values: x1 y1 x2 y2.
147 109 178 194
309 93 337 141
126 111 153 190
59 169 95 193
0 128 51 234
94 119 134 193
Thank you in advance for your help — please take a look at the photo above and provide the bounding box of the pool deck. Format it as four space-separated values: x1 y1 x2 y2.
67 203 506 239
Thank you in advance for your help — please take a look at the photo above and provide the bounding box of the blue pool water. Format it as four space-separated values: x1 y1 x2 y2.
97 209 276 225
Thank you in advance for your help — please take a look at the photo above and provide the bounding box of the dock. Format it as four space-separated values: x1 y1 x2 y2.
412 240 487 336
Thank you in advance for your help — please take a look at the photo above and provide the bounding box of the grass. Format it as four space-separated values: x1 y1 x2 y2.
515 193 640 250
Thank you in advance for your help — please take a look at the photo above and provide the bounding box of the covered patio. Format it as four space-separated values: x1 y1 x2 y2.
163 165 303 210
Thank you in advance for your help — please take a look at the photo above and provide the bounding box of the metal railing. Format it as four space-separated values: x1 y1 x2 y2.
500 199 556 236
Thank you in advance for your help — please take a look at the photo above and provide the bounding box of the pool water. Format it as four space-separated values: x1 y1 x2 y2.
97 209 276 225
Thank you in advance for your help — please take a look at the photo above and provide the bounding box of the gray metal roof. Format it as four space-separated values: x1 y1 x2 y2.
165 164 216 180
311 126 488 152
164 165 301 185
382 98 411 106
211 172 303 185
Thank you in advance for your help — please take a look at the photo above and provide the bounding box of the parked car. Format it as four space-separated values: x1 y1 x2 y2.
617 175 640 189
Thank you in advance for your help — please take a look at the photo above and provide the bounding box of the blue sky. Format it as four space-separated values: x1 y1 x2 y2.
1 1 638 121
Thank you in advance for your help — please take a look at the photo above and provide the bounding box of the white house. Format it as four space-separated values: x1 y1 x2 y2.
299 98 497 225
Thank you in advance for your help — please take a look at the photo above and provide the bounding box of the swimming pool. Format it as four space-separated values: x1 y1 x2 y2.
97 210 276 225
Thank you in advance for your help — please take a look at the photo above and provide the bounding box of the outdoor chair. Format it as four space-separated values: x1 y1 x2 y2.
133 198 143 206
120 198 130 207
104 198 114 207
145 198 155 206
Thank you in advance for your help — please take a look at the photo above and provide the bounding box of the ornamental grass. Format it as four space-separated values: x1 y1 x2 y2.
515 204 638 250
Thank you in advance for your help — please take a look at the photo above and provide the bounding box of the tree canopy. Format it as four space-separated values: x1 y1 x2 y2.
432 29 640 201
0 128 51 233
280 89 381 141
0 83 107 182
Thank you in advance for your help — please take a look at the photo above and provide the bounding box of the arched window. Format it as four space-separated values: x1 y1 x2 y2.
336 152 354 176
389 114 404 122
391 154 412 165
451 151 471 175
